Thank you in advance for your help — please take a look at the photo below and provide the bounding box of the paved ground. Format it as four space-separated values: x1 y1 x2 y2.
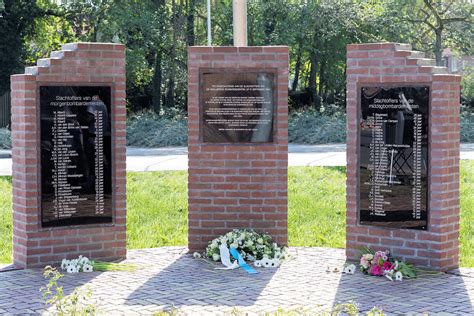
0 247 473 315
0 143 473 175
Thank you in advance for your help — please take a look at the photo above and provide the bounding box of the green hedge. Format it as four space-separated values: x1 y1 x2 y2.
0 129 11 149
461 110 474 143
289 110 346 144
126 110 188 147
1 110 474 150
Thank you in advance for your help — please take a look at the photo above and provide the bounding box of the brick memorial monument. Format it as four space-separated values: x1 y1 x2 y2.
346 43 461 270
187 46 289 251
11 43 127 268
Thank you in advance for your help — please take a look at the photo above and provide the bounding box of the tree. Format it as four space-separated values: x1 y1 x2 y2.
405 0 473 65
0 0 63 95
2 0 472 114
61 0 114 42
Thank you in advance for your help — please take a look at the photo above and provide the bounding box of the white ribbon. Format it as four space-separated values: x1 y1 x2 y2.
215 244 239 270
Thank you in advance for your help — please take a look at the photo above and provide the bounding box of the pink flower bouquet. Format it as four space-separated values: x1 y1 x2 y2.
359 249 416 281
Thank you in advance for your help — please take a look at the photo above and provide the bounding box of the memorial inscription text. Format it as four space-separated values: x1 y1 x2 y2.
201 72 274 143
359 86 429 230
40 86 113 227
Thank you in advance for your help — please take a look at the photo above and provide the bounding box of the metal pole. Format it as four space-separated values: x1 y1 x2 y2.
207 0 212 46
233 0 247 46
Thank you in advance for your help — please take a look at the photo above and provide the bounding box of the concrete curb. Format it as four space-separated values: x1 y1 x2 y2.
0 150 11 159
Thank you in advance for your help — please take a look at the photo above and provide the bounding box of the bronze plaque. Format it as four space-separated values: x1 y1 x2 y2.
359 86 429 230
201 72 275 143
40 86 113 227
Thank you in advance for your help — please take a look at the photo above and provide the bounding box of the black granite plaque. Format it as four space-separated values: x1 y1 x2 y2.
40 86 112 227
359 86 429 230
201 72 274 143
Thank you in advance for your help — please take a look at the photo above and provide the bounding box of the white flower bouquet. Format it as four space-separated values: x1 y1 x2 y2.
60 255 137 273
205 229 288 266
60 255 94 273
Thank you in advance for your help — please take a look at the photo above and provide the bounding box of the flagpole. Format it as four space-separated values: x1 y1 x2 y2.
233 0 247 46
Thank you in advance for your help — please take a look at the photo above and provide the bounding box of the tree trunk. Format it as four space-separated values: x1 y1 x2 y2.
291 45 302 92
263 5 274 45
165 0 177 109
151 0 166 113
318 61 325 98
186 0 196 47
151 50 162 114
308 54 319 110
248 13 255 46
434 27 443 66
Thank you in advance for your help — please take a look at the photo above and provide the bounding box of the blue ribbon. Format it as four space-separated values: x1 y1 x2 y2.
230 248 258 274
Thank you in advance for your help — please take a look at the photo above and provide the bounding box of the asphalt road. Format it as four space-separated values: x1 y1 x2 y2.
0 143 473 175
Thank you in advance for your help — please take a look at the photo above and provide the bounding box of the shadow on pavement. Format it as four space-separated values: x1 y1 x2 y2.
334 269 474 313
0 267 101 313
125 251 276 309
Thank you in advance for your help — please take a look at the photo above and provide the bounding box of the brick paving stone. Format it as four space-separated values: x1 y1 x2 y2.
0 247 472 315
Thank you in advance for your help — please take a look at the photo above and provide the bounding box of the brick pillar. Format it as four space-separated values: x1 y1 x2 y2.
187 46 289 251
11 43 127 268
346 43 461 271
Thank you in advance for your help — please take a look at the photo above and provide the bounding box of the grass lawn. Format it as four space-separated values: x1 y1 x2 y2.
0 164 472 267
0 176 12 264
460 161 474 267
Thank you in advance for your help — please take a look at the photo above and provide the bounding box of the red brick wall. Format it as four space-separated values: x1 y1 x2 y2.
11 43 127 268
187 46 289 251
346 43 461 271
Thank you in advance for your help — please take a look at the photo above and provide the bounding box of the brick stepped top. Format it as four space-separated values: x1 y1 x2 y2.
346 42 461 79
345 42 462 271
19 42 125 79
10 41 127 269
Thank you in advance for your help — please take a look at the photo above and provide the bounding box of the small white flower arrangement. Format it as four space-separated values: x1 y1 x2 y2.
343 263 356 275
60 255 137 273
205 229 288 267
61 255 93 273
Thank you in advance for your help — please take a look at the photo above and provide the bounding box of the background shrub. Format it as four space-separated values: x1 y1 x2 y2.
289 109 346 144
461 107 474 143
0 129 11 149
2 108 473 150
126 110 188 147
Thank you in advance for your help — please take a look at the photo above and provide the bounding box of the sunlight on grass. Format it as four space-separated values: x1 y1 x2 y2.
0 163 473 267
0 176 12 263
127 171 188 249
288 166 346 248
460 161 474 267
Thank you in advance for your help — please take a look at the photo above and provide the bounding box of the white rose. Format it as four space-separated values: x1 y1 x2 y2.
212 253 220 262
364 254 374 261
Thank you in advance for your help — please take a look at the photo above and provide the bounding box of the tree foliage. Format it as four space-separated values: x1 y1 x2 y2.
1 0 473 110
